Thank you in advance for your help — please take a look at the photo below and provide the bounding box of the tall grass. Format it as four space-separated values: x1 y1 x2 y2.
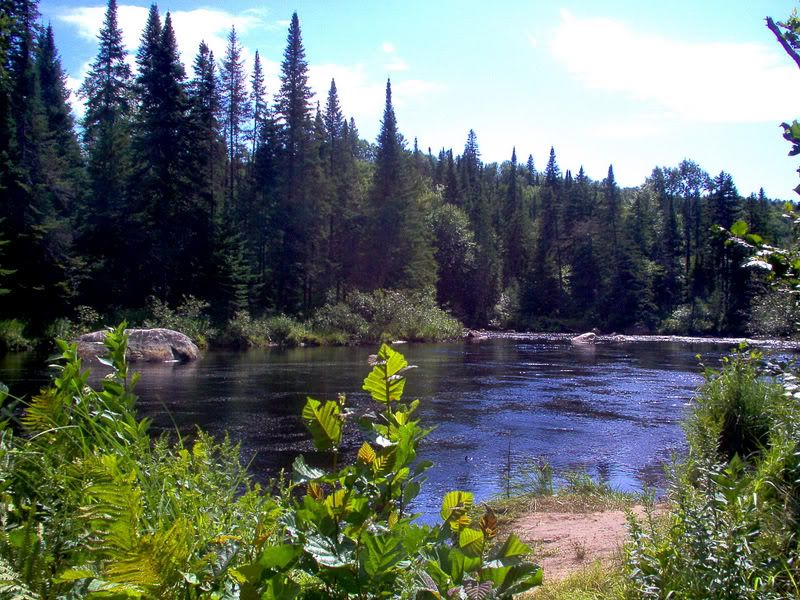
625 348 800 599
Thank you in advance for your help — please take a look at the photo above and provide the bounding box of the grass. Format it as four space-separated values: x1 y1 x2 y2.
519 561 626 600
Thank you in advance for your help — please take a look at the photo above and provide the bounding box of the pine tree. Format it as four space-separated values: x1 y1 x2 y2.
276 11 313 200
128 8 197 302
367 79 436 290
0 0 79 324
219 25 250 209
502 147 530 286
603 164 620 255
248 49 266 158
272 12 315 310
187 41 224 219
77 0 133 308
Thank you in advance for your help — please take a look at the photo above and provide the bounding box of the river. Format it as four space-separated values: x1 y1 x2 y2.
1 335 792 520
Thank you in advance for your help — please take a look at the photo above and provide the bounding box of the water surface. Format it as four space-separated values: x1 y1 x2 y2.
0 337 777 520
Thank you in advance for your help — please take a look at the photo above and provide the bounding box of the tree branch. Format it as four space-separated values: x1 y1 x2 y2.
766 16 800 71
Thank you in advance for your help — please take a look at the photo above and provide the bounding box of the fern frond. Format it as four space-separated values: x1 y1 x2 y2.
0 556 39 600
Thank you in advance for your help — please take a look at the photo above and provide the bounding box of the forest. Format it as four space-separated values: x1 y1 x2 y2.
1 0 797 349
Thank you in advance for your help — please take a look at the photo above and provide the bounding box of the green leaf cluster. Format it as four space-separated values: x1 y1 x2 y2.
0 331 541 598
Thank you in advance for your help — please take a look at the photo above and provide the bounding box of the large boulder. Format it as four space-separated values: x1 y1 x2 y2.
77 328 200 363
570 331 597 345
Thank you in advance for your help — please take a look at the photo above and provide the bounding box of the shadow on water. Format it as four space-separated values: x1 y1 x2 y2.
2 337 793 521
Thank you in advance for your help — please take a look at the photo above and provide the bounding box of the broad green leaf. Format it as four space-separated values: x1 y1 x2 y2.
258 544 301 570
304 533 354 568
495 533 531 560
292 455 325 483
324 489 348 518
441 490 474 522
497 563 543 595
730 220 748 237
362 344 412 404
362 534 403 576
458 527 485 556
302 397 342 451
357 441 376 465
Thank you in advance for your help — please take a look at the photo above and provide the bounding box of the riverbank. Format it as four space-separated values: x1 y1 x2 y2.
480 482 650 596
469 329 800 349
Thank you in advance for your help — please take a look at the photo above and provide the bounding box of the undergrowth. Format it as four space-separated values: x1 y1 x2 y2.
625 347 800 599
0 325 540 599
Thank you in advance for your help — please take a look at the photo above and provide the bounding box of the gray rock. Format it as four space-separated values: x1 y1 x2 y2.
571 332 597 345
77 328 200 363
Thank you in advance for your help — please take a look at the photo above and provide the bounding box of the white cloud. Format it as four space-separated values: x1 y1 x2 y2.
549 9 800 123
58 4 281 120
309 63 443 138
66 74 86 121
58 4 268 76
380 40 409 72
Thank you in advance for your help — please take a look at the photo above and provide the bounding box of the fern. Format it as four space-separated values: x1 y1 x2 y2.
0 556 38 600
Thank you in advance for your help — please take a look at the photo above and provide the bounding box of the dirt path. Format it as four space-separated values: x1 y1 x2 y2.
510 506 653 582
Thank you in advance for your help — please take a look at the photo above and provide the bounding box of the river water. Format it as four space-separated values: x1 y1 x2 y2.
1 336 790 520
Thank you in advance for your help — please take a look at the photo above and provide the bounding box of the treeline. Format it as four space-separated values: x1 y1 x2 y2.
0 0 794 341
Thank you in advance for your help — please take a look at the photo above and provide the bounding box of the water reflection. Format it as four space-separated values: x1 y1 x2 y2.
1 338 789 521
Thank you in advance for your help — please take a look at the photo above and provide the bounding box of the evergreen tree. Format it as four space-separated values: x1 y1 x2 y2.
0 0 79 325
603 164 620 255
276 11 313 201
323 78 344 173
367 79 436 290
219 25 250 209
248 49 266 158
187 41 224 219
502 147 529 286
77 0 133 307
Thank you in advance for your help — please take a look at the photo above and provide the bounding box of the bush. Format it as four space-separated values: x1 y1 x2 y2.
0 319 32 353
0 327 543 598
308 302 369 343
216 310 272 348
45 305 103 342
658 301 714 335
625 348 800 599
341 288 463 343
748 288 800 339
143 295 215 347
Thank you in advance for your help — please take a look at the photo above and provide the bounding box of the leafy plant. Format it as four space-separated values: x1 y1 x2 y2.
266 343 543 599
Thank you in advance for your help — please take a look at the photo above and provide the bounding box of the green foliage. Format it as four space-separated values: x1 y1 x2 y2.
143 295 216 348
288 343 542 598
625 349 800 599
0 320 32 353
1 329 540 598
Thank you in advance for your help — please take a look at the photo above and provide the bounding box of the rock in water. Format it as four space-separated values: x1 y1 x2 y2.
570 332 597 345
77 328 200 363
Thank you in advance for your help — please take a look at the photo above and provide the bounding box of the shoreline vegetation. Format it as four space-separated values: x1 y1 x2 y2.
4 293 800 357
5 327 794 598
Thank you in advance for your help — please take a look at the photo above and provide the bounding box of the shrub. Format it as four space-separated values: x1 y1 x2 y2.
339 288 463 343
143 295 216 347
0 319 32 353
217 310 272 348
308 302 369 343
263 314 310 347
0 327 543 598
625 348 800 599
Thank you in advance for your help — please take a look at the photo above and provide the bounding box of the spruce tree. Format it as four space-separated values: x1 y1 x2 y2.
77 0 133 308
0 0 80 325
219 25 250 209
368 79 436 290
276 11 313 200
272 12 314 310
248 49 266 158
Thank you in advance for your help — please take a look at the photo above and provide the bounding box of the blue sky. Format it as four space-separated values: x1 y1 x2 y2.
39 0 800 198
